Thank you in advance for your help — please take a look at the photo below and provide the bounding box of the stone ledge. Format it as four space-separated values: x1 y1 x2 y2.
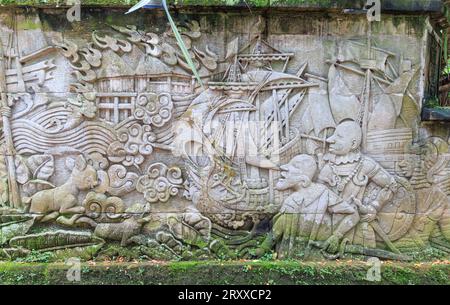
422 106 450 121
0 0 445 13
0 260 449 285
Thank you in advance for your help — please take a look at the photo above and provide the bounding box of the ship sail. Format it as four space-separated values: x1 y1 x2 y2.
368 70 415 131
337 40 391 73
327 39 415 152
328 64 363 124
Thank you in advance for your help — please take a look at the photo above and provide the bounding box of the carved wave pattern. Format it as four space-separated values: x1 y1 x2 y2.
12 119 117 155
26 105 72 131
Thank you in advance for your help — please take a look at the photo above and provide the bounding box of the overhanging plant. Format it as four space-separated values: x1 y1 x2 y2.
126 0 204 89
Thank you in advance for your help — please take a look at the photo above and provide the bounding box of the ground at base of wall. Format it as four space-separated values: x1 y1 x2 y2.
0 260 449 285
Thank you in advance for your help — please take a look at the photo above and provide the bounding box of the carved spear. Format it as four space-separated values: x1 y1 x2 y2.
0 38 21 209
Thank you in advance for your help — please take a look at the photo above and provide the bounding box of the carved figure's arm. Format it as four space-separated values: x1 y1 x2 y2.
364 159 397 212
323 192 359 254
327 192 360 238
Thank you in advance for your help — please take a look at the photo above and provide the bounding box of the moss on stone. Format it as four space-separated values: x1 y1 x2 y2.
0 0 445 12
0 260 449 284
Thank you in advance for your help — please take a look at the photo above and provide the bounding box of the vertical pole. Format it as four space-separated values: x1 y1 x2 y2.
284 92 290 142
272 89 281 143
362 69 371 153
367 21 372 59
444 29 448 71
0 38 21 209
113 96 119 124
362 20 373 153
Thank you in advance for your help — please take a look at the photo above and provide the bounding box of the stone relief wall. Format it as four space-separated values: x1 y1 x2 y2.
0 8 449 262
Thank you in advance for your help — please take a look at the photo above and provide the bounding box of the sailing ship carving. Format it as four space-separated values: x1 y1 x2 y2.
0 11 449 262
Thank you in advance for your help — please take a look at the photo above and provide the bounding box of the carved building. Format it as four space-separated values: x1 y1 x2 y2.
0 0 450 262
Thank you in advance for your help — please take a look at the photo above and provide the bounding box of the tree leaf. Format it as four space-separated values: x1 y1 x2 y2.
27 154 55 180
14 156 30 185
27 179 56 188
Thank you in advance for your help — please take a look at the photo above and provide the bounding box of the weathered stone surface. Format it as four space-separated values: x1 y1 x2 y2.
0 0 445 12
0 3 449 263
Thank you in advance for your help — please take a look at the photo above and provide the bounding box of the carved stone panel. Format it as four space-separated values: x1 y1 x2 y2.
0 9 448 262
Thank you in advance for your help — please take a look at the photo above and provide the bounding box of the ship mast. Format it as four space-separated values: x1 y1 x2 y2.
359 18 377 153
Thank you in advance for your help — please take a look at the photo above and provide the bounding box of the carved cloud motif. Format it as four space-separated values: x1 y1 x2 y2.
107 123 156 167
95 164 139 197
134 93 173 128
136 163 184 203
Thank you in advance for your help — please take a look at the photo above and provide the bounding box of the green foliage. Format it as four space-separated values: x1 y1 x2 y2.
409 247 449 261
259 251 276 261
14 250 53 263
0 260 449 284
424 96 441 108
444 58 450 76
161 0 204 88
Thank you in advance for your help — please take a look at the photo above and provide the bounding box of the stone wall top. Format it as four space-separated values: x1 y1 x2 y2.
0 0 446 13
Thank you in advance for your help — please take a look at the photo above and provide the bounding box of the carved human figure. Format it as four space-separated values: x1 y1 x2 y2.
255 154 360 259
318 120 398 248
24 155 99 224
397 137 450 250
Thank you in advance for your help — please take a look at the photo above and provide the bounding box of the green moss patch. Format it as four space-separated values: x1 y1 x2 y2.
0 0 444 12
0 260 449 285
